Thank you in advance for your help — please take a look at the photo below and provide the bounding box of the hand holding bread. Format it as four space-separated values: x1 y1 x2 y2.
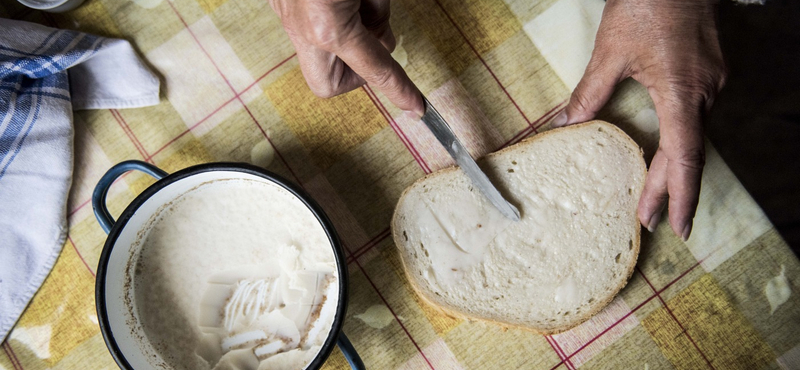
552 0 727 241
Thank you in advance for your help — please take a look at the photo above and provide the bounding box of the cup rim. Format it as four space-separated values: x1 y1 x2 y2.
16 0 72 10
94 162 349 370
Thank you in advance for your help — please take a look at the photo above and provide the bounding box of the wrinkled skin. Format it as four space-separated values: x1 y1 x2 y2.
268 0 423 115
552 0 727 241
270 0 727 240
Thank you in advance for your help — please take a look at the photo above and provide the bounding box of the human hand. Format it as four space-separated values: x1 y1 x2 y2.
269 0 424 115
552 0 727 240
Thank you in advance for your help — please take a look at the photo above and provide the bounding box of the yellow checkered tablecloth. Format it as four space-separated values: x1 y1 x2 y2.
1 0 799 369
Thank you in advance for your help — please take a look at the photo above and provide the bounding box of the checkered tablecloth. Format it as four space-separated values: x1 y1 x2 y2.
1 0 799 369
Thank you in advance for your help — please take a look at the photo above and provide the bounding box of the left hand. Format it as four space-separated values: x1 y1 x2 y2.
552 0 727 241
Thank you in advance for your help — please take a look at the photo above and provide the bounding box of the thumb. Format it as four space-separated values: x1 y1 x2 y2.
552 54 625 127
331 21 423 115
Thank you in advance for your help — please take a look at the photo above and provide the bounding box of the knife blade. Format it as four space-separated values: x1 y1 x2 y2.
420 96 521 222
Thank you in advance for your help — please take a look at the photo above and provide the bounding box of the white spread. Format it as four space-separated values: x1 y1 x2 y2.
391 35 408 68
353 305 395 329
132 178 338 370
415 191 513 287
250 140 275 168
765 265 791 315
403 124 642 325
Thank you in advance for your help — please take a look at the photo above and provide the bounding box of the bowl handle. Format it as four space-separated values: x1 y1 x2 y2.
92 160 167 234
337 333 365 370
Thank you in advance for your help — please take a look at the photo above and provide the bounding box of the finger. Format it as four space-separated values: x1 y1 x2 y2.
651 91 706 241
552 53 626 127
328 18 423 115
373 22 396 52
638 148 669 232
360 0 396 52
293 38 365 98
664 119 704 241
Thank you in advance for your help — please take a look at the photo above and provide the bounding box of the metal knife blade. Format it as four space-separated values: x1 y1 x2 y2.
420 96 521 222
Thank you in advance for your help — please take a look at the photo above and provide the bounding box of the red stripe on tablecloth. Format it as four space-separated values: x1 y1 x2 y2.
166 1 237 95
549 261 705 370
361 86 432 174
347 231 392 265
68 235 95 277
68 198 91 217
147 54 297 160
68 172 131 218
547 293 659 370
240 53 297 93
110 109 151 162
546 336 574 370
364 85 432 173
551 335 576 370
149 95 238 157
431 0 532 128
532 103 566 131
347 227 391 260
2 342 23 370
351 258 436 369
636 267 715 369
497 103 565 149
166 3 302 185
238 99 303 185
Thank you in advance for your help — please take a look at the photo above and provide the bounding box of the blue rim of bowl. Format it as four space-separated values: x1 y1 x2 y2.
94 162 349 370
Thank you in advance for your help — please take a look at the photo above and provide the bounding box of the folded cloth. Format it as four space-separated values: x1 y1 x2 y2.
0 18 159 341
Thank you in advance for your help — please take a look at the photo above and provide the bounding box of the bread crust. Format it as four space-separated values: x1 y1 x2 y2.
390 120 646 335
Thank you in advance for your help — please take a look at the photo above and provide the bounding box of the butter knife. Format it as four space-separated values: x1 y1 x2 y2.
420 96 521 222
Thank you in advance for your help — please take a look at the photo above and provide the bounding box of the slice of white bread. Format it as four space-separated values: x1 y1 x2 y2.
391 120 646 334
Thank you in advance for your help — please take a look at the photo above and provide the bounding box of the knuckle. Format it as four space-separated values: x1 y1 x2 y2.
307 80 337 98
370 67 396 89
302 15 353 50
672 147 706 170
303 60 358 99
664 62 727 101
310 86 336 99
304 23 339 49
569 89 593 114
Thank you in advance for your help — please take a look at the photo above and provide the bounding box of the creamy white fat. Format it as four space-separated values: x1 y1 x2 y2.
405 124 643 326
132 178 338 370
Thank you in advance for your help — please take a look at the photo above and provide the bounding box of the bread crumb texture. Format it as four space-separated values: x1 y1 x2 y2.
392 121 646 334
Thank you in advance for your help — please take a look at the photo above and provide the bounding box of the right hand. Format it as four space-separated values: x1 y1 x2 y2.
269 0 424 116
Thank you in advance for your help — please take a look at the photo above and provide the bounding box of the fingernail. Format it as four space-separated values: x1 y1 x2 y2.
551 111 568 127
681 222 693 242
415 106 425 119
647 212 661 233
406 109 422 121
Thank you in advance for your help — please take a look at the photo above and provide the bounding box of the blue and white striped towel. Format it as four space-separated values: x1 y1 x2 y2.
0 18 159 341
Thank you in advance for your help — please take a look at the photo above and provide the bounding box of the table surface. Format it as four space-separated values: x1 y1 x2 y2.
1 0 799 369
